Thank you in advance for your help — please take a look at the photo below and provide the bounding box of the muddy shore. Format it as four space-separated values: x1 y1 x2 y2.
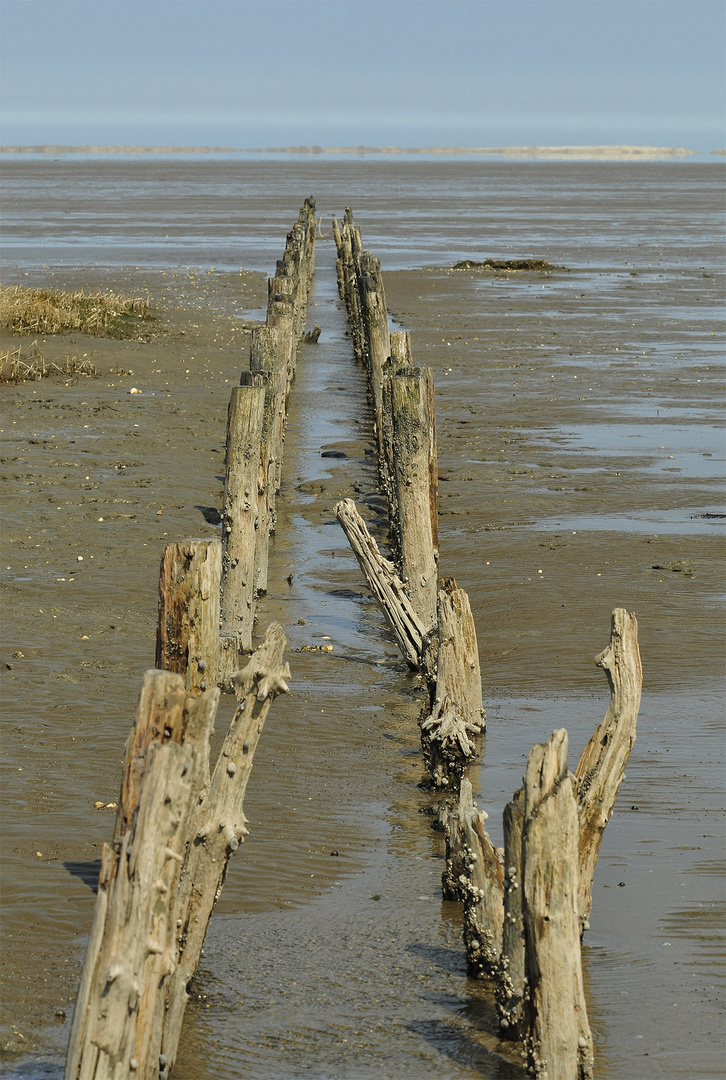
1 164 724 1079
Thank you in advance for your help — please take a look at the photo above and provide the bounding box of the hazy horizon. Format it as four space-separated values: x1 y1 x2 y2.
1 1 724 151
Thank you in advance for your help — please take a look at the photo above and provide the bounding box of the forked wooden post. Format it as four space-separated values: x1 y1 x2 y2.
575 607 642 929
219 382 266 681
67 626 289 1079
160 623 290 1072
155 539 221 693
522 730 594 1080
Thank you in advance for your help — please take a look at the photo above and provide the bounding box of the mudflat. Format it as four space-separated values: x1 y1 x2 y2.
0 161 724 1079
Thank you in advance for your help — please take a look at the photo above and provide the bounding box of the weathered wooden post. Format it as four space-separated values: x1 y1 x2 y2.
160 623 290 1072
267 275 296 384
420 579 484 786
575 607 642 930
332 216 345 299
456 778 505 980
65 672 220 1080
249 328 280 598
389 369 439 636
522 730 594 1080
497 787 526 1037
380 332 414 528
155 539 221 693
358 254 390 445
67 625 289 1078
219 381 266 682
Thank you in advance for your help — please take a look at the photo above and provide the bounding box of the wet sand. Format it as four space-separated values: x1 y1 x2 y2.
1 163 724 1078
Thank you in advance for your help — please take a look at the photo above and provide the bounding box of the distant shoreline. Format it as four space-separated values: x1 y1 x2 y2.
1 143 719 161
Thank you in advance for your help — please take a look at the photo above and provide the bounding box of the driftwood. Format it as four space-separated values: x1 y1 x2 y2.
522 729 594 1080
155 539 221 694
160 623 290 1072
575 607 642 928
66 672 220 1080
335 498 427 669
420 579 484 787
219 382 266 676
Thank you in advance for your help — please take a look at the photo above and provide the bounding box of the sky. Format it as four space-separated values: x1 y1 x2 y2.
0 0 724 150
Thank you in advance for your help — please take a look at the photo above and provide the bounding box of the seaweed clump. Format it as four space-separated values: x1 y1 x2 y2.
453 258 566 272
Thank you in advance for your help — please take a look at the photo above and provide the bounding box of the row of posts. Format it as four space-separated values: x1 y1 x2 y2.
65 200 316 1080
332 209 643 1080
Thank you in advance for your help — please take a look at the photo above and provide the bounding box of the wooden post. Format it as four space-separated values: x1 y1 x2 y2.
388 330 412 373
335 498 427 670
575 607 642 930
332 217 345 299
338 213 365 364
497 788 525 1038
389 370 439 636
440 798 467 901
522 730 594 1080
155 539 221 694
420 578 484 787
219 382 266 677
160 623 290 1071
380 332 413 531
266 288 295 427
65 672 220 1080
249 328 281 597
456 778 505 980
359 255 390 446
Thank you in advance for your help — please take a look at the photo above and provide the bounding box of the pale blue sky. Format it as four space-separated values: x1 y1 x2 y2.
1 0 724 149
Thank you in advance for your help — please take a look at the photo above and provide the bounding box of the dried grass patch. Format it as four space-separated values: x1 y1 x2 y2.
0 342 99 383
0 284 153 338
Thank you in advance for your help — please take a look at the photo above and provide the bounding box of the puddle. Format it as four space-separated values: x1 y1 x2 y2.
525 508 726 535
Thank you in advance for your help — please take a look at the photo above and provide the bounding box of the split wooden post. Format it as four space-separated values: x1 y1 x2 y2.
65 672 220 1080
335 498 427 669
575 607 642 929
420 579 485 787
155 539 221 694
219 381 266 680
389 369 439 636
160 623 290 1072
522 730 594 1080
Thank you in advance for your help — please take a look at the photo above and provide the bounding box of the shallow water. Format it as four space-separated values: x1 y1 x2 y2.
1 161 724 1078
